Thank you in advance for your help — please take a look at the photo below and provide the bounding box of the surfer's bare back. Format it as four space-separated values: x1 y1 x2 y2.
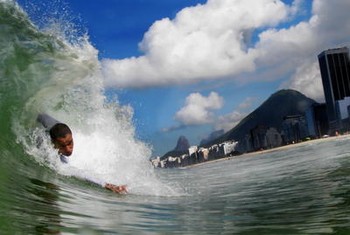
37 113 128 194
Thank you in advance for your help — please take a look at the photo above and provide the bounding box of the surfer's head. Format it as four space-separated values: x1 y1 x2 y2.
49 123 74 156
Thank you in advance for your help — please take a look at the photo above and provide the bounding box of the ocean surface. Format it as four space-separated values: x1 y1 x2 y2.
1 1 350 234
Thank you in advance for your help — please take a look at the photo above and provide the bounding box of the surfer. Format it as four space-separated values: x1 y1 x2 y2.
37 113 127 194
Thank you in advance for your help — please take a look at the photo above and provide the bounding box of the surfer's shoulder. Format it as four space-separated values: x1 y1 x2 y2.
37 113 60 130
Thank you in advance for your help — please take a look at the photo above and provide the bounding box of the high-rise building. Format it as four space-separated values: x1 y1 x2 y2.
318 47 350 132
305 103 328 138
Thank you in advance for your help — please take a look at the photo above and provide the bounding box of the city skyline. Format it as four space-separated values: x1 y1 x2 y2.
157 45 350 165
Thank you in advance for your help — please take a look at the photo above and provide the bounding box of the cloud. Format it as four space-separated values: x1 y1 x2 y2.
101 0 350 104
169 93 252 132
213 97 254 132
160 125 185 133
215 110 247 132
175 92 224 126
281 61 325 102
102 0 293 87
251 0 350 99
237 97 254 110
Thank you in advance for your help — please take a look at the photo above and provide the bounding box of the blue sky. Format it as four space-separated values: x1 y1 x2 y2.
17 0 350 156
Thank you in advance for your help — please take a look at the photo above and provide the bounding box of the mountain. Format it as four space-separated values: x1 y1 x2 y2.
161 135 190 158
203 89 317 147
174 135 190 151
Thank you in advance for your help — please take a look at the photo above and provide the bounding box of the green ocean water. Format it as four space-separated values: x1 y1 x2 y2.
1 1 350 234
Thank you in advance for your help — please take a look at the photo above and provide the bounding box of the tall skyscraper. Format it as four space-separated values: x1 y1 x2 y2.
318 47 350 132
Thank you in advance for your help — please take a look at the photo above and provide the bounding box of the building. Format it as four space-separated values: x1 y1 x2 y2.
265 127 283 148
318 47 350 133
250 125 269 150
305 103 329 138
236 134 253 153
241 125 283 151
281 115 308 144
222 141 238 155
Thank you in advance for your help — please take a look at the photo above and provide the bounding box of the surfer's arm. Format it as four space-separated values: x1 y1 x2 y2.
80 175 127 194
104 183 128 194
88 180 128 194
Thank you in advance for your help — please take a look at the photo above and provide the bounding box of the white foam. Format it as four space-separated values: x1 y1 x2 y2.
12 15 181 196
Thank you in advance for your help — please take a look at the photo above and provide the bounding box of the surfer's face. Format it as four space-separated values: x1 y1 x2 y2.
54 133 74 156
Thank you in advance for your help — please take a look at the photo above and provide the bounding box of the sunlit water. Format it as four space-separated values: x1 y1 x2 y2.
1 1 350 234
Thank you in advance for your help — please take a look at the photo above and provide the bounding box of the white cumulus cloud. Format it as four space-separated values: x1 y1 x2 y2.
102 0 294 87
175 92 224 126
101 0 350 103
281 61 324 102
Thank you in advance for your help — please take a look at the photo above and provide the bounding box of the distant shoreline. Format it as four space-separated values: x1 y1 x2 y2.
183 134 350 168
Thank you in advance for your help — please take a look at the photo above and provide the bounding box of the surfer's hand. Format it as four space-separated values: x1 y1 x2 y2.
105 183 127 194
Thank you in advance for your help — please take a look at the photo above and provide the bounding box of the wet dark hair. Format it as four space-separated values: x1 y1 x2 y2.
49 123 72 140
